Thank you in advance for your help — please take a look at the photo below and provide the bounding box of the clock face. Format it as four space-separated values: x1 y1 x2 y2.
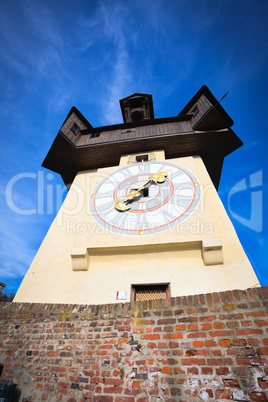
89 161 201 236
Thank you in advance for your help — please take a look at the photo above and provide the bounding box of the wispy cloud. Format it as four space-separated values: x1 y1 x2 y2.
0 215 38 281
95 3 133 124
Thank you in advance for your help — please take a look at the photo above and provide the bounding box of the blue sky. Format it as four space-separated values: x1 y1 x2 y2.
0 0 267 294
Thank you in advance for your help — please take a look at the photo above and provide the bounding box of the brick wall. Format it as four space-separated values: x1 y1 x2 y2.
1 288 268 401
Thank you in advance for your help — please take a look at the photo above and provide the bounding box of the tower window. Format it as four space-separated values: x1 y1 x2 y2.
191 105 200 118
131 110 144 122
136 154 149 163
70 122 80 135
90 133 100 138
131 283 170 302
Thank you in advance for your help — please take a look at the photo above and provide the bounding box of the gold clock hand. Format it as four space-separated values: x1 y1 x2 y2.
115 171 167 211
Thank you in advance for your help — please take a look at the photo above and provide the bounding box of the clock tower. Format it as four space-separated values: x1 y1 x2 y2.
14 87 259 304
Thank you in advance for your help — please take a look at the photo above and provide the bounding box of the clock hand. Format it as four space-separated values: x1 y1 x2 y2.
115 171 167 211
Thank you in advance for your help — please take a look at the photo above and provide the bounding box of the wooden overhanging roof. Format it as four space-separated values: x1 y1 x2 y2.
42 86 242 190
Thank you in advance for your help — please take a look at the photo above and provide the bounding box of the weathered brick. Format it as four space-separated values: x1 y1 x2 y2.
199 315 216 322
205 340 217 347
216 389 233 399
193 340 204 347
157 318 176 325
170 388 182 396
258 379 268 389
56 387 68 395
161 366 172 374
158 342 168 348
237 329 263 336
174 367 185 375
237 357 267 366
187 366 198 375
226 321 239 329
232 389 250 401
162 333 183 339
222 379 239 387
163 325 174 332
203 378 220 386
227 348 240 356
202 367 213 375
104 386 124 394
189 377 201 386
233 338 247 346
242 349 256 358
187 331 207 338
168 341 179 348
200 388 214 399
105 378 124 386
118 338 129 343
181 358 206 365
172 349 183 356
207 358 233 366
188 324 198 331
257 348 268 355
232 367 248 376
209 330 235 337
185 349 197 357
175 324 186 330
201 323 212 330
147 342 157 348
140 334 160 340
248 338 260 346
251 392 268 401
219 339 232 347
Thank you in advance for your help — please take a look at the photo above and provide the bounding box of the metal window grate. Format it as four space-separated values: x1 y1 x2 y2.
136 289 166 301
133 284 168 301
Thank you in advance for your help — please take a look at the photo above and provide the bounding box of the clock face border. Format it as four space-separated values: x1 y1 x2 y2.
89 161 201 236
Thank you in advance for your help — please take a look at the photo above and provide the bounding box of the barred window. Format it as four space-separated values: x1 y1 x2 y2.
131 283 170 302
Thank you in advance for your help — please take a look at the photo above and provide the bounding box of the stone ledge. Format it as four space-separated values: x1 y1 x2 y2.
70 247 89 271
202 238 223 265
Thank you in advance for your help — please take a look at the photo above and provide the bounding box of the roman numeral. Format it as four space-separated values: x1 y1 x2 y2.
111 211 129 228
136 163 150 174
161 208 175 221
136 212 150 230
96 200 114 213
171 169 185 179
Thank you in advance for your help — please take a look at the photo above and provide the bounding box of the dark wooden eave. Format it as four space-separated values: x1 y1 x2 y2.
42 120 242 190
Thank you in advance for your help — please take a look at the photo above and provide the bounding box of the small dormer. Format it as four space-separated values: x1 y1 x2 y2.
120 93 154 124
178 85 234 131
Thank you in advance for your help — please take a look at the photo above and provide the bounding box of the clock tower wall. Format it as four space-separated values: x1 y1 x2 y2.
15 153 258 304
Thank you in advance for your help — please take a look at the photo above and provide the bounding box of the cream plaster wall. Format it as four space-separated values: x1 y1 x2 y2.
14 153 259 304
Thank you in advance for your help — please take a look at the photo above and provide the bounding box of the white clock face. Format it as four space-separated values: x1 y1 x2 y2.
89 161 201 236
